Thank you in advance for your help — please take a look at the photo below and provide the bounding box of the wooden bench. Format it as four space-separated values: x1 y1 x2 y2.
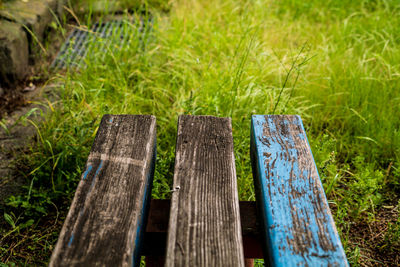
49 114 348 267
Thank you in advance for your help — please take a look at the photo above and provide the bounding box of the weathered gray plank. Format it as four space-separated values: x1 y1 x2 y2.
165 115 244 267
49 114 156 267
250 115 348 266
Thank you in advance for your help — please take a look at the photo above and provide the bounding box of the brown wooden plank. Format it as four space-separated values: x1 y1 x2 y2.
49 115 156 267
141 199 263 259
165 115 244 267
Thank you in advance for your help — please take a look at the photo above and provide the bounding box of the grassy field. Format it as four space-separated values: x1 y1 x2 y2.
1 0 399 265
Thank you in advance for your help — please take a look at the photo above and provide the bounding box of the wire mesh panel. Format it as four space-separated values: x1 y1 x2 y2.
52 19 150 70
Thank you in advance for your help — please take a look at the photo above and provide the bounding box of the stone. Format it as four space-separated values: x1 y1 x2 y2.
0 20 29 87
57 0 67 18
0 0 58 42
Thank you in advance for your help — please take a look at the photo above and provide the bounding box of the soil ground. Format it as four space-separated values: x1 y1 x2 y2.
349 201 400 266
0 83 57 206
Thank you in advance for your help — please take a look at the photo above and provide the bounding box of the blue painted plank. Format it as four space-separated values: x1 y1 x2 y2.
250 115 348 267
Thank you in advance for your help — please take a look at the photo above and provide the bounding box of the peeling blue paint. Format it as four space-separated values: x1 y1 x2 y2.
132 142 156 267
82 165 93 180
251 115 348 267
91 160 103 187
94 160 103 178
68 234 74 247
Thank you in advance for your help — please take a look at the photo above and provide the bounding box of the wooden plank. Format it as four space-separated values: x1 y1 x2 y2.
49 115 156 267
165 115 245 267
250 115 348 266
141 199 263 259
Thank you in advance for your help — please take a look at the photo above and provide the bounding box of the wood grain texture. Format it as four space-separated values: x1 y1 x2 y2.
250 115 348 267
49 115 156 267
165 115 245 267
142 199 263 259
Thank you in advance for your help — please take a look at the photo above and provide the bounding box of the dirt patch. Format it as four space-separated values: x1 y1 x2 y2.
348 201 400 266
0 211 65 264
0 84 53 206
0 86 25 118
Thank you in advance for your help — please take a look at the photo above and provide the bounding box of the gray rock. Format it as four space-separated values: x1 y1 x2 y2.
0 0 58 42
0 20 29 87
57 0 67 18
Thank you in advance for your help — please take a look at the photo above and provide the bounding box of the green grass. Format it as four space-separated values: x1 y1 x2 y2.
1 0 400 265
